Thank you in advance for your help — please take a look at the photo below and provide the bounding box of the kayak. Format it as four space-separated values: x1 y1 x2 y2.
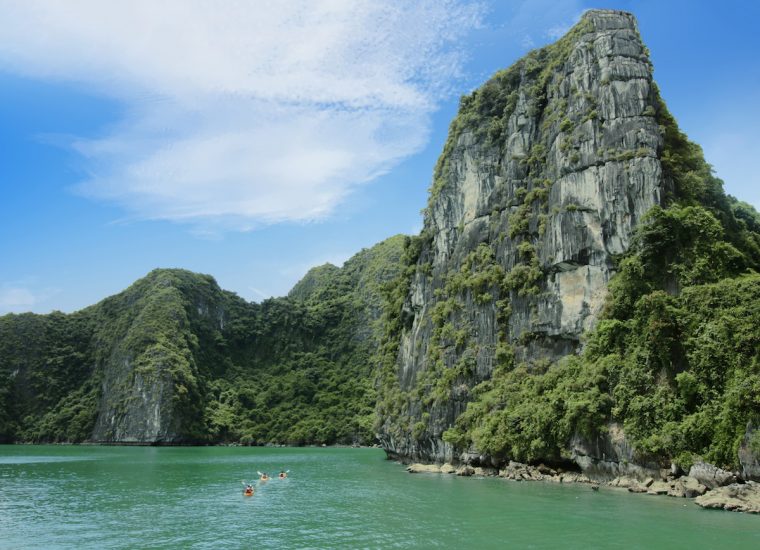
244 489 254 497
278 473 287 479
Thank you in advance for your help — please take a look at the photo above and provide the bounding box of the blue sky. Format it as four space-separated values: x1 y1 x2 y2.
1 0 759 314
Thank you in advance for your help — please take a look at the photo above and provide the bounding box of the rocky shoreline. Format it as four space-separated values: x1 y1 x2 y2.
694 482 760 514
404 460 760 514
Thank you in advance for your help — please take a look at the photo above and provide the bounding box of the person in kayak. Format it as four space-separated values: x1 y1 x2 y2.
242 481 254 496
259 472 269 481
278 470 288 479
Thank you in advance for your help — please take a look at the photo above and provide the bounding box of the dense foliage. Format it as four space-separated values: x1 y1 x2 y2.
0 310 96 442
0 236 406 445
441 92 760 470
207 235 405 445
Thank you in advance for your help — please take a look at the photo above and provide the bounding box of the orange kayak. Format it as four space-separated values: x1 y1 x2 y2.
243 489 254 496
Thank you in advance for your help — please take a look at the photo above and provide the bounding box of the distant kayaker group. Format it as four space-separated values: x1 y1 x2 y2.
242 470 289 496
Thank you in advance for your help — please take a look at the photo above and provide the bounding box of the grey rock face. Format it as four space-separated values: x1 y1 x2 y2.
91 273 226 444
92 351 182 444
667 476 707 498
688 461 738 489
379 10 665 465
569 423 660 480
695 481 760 514
739 423 760 481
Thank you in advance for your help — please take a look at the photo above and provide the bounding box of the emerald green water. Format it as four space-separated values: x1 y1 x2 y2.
1 446 757 549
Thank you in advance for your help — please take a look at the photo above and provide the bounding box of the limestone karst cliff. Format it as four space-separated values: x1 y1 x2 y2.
377 9 662 462
375 9 760 477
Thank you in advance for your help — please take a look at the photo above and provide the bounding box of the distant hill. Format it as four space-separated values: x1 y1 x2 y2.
0 235 406 445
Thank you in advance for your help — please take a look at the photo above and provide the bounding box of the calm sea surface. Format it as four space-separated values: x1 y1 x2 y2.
0 445 757 549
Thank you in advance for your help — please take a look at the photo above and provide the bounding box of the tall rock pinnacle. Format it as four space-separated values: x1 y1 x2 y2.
379 9 666 462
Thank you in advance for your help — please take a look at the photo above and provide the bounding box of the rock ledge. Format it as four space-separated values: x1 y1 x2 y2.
695 482 760 514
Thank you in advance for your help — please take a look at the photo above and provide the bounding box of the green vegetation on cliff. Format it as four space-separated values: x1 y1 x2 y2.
0 310 96 442
441 93 760 470
207 235 405 445
0 236 406 445
374 10 760 473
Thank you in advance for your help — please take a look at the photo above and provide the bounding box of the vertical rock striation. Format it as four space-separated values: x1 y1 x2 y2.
378 10 666 463
91 270 225 443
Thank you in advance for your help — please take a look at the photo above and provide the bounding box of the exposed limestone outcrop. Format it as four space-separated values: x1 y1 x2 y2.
625 476 708 498
379 9 665 467
92 353 181 443
666 477 708 498
738 423 760 481
407 463 443 474
569 423 660 479
403 458 715 501
695 482 760 514
91 271 225 444
688 462 738 490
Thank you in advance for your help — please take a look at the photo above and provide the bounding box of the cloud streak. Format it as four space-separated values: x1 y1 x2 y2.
0 283 59 314
0 0 481 228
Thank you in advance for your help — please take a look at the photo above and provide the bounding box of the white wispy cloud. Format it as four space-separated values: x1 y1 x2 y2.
0 283 59 314
0 0 481 229
545 17 578 41
0 287 37 312
520 35 536 49
495 0 583 51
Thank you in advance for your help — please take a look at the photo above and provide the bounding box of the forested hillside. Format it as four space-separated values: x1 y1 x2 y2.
0 235 406 445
